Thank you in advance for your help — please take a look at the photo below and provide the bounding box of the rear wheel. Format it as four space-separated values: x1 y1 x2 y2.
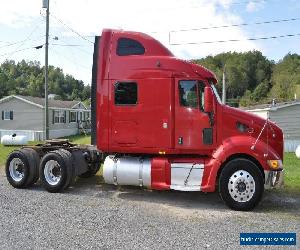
58 149 75 189
6 148 40 188
219 158 264 211
79 162 100 178
21 148 40 186
39 150 73 193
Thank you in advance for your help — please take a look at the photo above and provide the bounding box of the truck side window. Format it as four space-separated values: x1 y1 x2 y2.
117 38 145 56
179 80 198 108
115 82 138 105
198 81 205 112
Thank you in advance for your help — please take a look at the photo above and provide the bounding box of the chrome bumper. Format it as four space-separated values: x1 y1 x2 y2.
264 170 284 189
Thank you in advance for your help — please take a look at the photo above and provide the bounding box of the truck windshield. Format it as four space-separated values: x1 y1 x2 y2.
211 83 222 104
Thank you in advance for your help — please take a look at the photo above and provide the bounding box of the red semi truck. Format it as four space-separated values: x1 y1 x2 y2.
6 29 284 210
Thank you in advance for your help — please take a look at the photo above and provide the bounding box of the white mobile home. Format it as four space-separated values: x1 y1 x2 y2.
0 95 91 141
245 101 300 152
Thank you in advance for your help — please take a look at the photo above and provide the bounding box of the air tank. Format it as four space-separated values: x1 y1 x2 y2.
1 134 29 145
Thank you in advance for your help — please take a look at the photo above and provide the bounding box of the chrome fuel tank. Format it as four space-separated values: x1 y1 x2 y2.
103 156 151 187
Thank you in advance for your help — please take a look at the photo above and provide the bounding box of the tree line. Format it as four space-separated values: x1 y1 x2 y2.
1 53 300 107
0 60 91 102
192 52 300 106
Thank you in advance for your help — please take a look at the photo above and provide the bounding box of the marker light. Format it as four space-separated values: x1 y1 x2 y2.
267 160 282 170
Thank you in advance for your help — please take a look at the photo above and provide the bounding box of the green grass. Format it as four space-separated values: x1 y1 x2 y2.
62 134 91 145
0 145 19 166
283 153 300 194
296 85 300 98
0 136 299 194
0 134 91 166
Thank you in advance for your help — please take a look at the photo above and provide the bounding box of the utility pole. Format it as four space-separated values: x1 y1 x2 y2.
43 0 50 140
222 64 226 104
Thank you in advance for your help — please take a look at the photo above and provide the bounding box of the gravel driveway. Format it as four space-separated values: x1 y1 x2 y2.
0 167 299 250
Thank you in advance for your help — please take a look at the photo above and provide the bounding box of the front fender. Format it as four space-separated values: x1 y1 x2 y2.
201 135 281 192
213 135 281 170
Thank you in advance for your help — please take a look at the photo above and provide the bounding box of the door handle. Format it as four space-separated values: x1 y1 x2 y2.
178 137 183 145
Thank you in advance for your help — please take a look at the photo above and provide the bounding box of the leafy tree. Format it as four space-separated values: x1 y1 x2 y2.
2 52 300 107
270 53 300 101
0 60 90 102
192 51 274 106
239 90 252 107
252 81 270 102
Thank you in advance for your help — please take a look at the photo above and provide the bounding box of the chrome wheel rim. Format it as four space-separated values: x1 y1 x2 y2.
228 170 255 202
44 160 61 185
9 158 25 182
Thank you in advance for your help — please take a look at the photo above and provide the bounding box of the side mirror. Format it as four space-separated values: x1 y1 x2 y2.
204 86 214 113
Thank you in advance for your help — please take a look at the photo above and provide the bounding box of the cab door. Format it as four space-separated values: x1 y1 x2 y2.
175 79 214 153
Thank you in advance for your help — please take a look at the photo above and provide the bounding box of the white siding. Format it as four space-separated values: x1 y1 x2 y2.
284 139 300 153
0 98 43 130
0 97 91 141
269 105 300 140
248 110 268 119
247 104 300 152
49 128 79 139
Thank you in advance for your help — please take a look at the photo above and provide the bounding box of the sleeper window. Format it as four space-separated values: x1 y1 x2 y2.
115 82 138 105
117 38 145 56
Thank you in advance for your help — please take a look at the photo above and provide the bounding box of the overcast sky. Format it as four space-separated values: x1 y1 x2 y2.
0 0 300 85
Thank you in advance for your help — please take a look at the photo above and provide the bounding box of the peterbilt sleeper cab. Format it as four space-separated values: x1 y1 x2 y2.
5 29 284 211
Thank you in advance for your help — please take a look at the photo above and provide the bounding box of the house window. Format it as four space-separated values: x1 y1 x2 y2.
53 110 66 123
2 111 13 120
86 112 90 120
115 82 137 105
69 111 77 122
78 112 83 121
117 38 145 56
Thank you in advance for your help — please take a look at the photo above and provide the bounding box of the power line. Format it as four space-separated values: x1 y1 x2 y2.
0 23 43 49
0 38 42 49
51 14 94 44
0 40 30 49
51 43 92 47
49 47 91 71
170 32 300 45
0 46 35 58
0 40 12 44
0 21 44 62
169 17 300 33
229 0 268 5
49 37 92 55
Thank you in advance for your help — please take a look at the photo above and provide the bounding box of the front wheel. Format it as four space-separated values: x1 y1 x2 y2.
219 158 264 211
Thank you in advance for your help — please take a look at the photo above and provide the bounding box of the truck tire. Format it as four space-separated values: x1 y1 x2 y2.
6 150 31 188
79 162 100 178
6 148 40 188
57 149 75 189
21 148 40 186
218 158 264 211
39 150 73 193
